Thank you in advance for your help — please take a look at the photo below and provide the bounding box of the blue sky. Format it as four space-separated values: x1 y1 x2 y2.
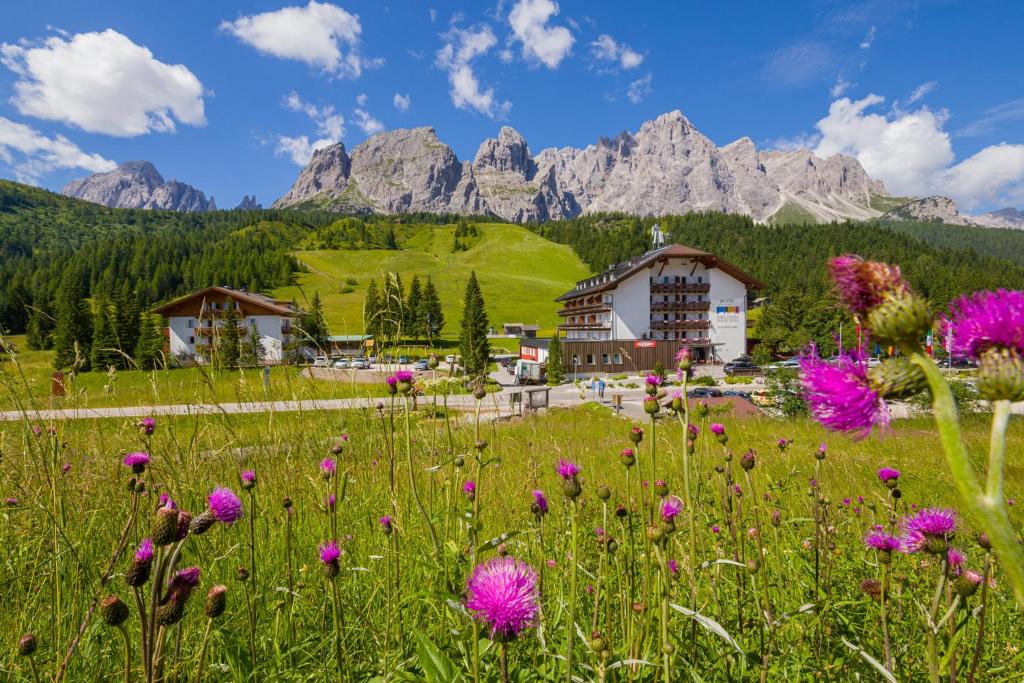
0 1 1022 211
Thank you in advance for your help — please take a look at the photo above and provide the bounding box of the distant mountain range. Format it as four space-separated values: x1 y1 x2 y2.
55 111 1022 227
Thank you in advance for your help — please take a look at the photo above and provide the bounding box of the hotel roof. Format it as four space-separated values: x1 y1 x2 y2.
555 244 764 301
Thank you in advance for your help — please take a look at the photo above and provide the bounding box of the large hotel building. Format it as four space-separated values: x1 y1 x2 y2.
521 241 763 374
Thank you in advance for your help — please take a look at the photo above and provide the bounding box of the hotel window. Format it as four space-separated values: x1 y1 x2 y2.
188 336 195 344
612 353 622 364
586 354 595 365
187 319 194 329
601 353 609 365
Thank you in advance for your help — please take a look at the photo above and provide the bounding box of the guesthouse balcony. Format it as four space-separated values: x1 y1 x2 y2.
649 301 710 313
650 283 711 294
649 320 711 331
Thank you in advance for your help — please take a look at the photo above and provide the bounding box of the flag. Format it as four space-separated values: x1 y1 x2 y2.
926 329 934 357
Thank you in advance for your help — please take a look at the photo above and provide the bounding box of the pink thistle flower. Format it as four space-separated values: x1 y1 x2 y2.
395 370 414 382
710 524 720 535
878 467 901 483
326 494 336 509
320 457 336 477
842 498 851 506
240 470 256 489
4 497 18 506
465 556 539 640
777 438 790 450
62 463 71 474
556 459 581 480
645 374 662 387
138 417 156 435
379 515 392 532
122 452 150 474
947 547 965 571
864 531 901 552
319 540 341 565
135 538 154 563
799 351 889 438
709 423 725 435
687 423 699 437
901 508 957 553
531 489 548 515
463 480 476 496
208 487 243 525
171 566 201 589
386 375 398 386
546 559 557 569
667 559 679 576
942 289 1024 359
828 255 909 317
660 496 683 522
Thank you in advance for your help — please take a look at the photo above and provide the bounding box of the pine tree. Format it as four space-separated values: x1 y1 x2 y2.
298 292 330 353
243 324 264 366
52 273 93 370
406 275 423 341
90 299 121 371
420 277 444 343
113 288 141 369
459 272 490 378
218 298 242 369
25 309 54 350
546 333 565 385
363 278 381 339
134 314 164 370
385 227 398 249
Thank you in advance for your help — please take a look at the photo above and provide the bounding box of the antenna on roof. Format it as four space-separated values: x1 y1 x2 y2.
651 223 665 249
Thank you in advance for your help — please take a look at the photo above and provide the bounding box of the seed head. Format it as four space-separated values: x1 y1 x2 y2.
204 585 228 619
17 633 37 657
100 594 129 627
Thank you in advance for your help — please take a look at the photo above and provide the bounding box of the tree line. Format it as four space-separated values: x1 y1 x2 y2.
363 274 444 345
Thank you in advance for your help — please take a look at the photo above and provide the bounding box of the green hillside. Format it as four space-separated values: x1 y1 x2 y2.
273 222 591 337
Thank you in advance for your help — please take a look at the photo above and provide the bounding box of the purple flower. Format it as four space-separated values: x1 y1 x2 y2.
379 515 392 531
319 540 341 565
386 375 398 386
321 457 336 477
947 547 965 570
901 508 957 553
878 467 901 483
710 524 720 535
326 494 336 509
660 496 683 522
62 463 71 474
667 559 679 575
828 255 909 317
395 370 414 383
799 351 888 438
687 423 699 437
463 480 476 495
556 459 581 480
122 452 150 473
777 438 790 450
532 489 548 514
241 470 256 484
138 417 156 435
842 497 851 506
208 487 243 525
171 566 201 589
645 374 662 387
709 423 725 435
4 497 18 506
465 556 539 640
942 289 1024 358
135 538 154 563
864 531 901 552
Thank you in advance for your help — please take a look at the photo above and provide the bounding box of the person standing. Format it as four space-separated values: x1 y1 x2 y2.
598 376 606 401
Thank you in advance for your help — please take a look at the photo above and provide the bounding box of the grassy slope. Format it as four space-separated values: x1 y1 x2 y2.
273 222 592 337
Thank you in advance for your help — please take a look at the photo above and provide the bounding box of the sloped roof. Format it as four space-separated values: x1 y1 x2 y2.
152 286 296 316
556 243 764 301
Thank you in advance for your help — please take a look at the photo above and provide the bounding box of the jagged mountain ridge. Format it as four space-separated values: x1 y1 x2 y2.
62 161 216 212
273 110 890 224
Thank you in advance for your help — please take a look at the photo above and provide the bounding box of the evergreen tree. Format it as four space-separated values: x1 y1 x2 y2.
459 272 490 377
385 227 398 249
113 288 142 367
134 314 164 370
52 273 93 370
420 277 444 343
25 309 54 350
90 299 121 371
298 292 330 353
546 333 565 385
243 324 264 366
218 298 242 368
406 275 423 340
363 278 382 340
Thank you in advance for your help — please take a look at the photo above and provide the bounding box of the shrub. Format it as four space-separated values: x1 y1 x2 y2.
724 376 753 385
690 375 717 387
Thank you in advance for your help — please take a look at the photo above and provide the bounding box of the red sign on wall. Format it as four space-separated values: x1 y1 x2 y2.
521 345 540 360
634 340 656 348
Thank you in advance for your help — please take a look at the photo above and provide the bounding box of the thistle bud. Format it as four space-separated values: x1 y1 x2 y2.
868 357 929 399
156 600 186 627
282 496 293 509
427 354 439 370
17 633 37 657
204 585 228 619
954 572 983 599
474 439 488 452
629 427 644 444
176 511 193 541
597 485 611 501
189 509 216 535
695 401 709 419
654 480 668 497
865 292 933 345
614 504 628 518
642 396 660 414
977 532 992 551
152 506 179 546
740 449 756 471
561 477 582 500
589 632 608 654
976 347 1024 402
100 595 129 627
496 543 508 557
770 509 782 527
473 385 487 400
619 448 636 468
236 567 250 582
125 560 152 588
746 559 759 575
453 455 465 468
686 439 695 455
127 476 137 491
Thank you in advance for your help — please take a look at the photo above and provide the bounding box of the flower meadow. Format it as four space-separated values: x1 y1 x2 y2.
2 257 1024 681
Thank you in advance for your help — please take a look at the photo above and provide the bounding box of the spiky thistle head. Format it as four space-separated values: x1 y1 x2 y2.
901 508 957 555
465 556 539 642
319 540 341 578
203 585 227 619
240 470 256 490
122 452 150 475
531 489 548 517
799 351 889 439
99 594 129 627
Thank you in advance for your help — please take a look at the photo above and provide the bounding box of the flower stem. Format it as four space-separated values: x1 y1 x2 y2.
500 642 510 683
192 620 213 683
567 499 578 682
405 394 439 554
118 624 131 683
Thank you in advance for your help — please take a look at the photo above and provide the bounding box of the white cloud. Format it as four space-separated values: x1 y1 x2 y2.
435 25 511 118
276 91 344 165
508 0 574 69
812 93 1024 209
0 116 116 182
859 25 876 50
429 8 437 22
627 72 653 104
220 1 370 78
0 29 205 137
769 131 822 152
356 93 368 106
353 108 384 135
906 81 937 105
761 42 833 87
590 34 643 70
393 92 411 112
830 75 853 98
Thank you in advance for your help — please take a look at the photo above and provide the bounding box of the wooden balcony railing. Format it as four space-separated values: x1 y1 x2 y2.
649 301 710 312
650 283 711 294
649 320 711 331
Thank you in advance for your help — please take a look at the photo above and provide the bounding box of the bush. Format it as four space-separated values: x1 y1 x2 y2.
690 375 717 387
765 368 808 418
724 376 753 385
345 277 358 285
908 378 987 416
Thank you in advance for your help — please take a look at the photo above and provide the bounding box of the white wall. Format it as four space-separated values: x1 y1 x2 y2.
708 271 748 362
164 314 290 363
612 274 650 340
247 315 287 361
167 317 194 358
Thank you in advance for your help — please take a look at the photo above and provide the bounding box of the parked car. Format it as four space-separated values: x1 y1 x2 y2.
724 356 761 376
398 355 409 364
413 359 429 371
722 389 749 399
351 358 370 370
764 358 800 372
332 358 350 369
941 357 976 369
367 355 377 364
688 387 723 398
313 356 329 368
445 354 457 364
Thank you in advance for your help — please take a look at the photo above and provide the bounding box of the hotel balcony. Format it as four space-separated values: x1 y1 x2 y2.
558 321 612 331
649 320 711 331
557 303 611 316
649 301 711 312
192 324 247 337
650 283 711 294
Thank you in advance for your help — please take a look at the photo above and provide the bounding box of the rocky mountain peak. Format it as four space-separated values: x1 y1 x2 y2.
974 206 1024 229
474 126 533 176
235 195 261 210
882 196 975 225
62 161 215 212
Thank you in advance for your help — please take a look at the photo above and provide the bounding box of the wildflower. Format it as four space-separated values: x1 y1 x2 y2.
645 374 662 387
660 496 683 523
740 449 755 471
204 585 228 619
654 480 668 497
954 570 984 598
676 346 693 372
817 442 827 460
546 559 557 569
878 467 901 489
943 289 1024 401
465 556 539 641
319 540 341 578
379 515 393 534
688 423 699 437
320 457 336 479
902 508 957 555
709 423 725 435
771 509 782 527
463 480 477 501
17 633 36 657
191 487 243 535
865 531 901 559
710 524 720 535
777 438 789 452
385 375 398 395
643 395 660 414
733 484 742 496
152 503 180 546
326 494 336 510
859 578 883 602
126 538 155 587
176 511 192 541
138 417 156 435
829 255 931 343
670 390 683 411
4 497 18 506
557 459 582 499
747 527 759 539
619 447 636 467
947 547 965 573
596 484 611 500
799 351 889 438
99 595 129 627
531 489 548 517
62 463 71 474
157 567 201 626
629 426 644 444
122 452 150 475
240 470 256 490
667 559 679 577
